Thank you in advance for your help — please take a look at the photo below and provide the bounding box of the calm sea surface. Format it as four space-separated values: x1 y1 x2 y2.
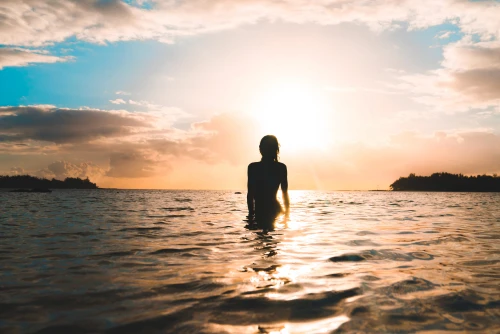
1 190 499 333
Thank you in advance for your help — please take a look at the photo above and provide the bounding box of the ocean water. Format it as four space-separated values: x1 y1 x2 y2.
1 190 499 333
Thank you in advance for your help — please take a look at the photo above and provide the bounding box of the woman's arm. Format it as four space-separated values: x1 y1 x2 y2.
247 164 255 217
282 165 290 216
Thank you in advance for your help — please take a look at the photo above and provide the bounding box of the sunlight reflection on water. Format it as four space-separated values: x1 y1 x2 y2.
1 190 499 333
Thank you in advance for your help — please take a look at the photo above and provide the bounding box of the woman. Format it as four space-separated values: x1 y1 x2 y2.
247 135 290 222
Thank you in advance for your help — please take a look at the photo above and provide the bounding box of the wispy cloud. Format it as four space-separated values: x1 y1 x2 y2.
436 31 453 39
0 48 71 70
110 99 127 104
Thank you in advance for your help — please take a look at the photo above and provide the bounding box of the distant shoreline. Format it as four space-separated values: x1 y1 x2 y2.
0 175 98 189
2 172 499 192
390 172 500 192
2 188 499 193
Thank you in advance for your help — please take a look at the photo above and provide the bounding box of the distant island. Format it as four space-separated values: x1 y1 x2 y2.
0 175 98 189
390 172 500 192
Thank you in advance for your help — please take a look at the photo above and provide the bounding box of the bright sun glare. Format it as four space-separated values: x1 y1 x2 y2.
251 81 332 150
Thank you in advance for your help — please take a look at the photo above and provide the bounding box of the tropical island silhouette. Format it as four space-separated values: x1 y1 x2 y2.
0 175 98 190
390 172 500 192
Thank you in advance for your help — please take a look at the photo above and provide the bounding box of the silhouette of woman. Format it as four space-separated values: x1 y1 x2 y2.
247 135 290 222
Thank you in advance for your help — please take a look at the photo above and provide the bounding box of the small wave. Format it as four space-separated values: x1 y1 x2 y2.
150 247 205 255
161 207 194 211
413 235 470 245
459 259 500 266
90 250 140 258
434 290 487 313
330 249 434 262
381 277 436 295
119 227 164 232
345 239 380 246
30 253 74 260
329 254 366 262
211 287 361 324
175 198 192 202
356 231 377 236
324 272 350 278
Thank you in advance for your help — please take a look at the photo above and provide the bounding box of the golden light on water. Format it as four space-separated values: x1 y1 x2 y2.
251 81 332 150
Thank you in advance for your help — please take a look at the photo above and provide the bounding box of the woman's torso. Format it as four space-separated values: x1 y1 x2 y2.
249 161 285 218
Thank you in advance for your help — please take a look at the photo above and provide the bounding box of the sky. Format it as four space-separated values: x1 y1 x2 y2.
1 0 500 190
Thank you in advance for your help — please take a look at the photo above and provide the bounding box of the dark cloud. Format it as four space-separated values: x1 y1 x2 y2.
441 69 500 102
443 43 500 71
440 43 500 103
0 106 150 143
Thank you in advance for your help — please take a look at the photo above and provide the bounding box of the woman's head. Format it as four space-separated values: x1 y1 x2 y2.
259 135 280 161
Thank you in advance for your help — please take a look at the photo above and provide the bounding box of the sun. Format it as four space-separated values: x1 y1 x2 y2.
250 81 332 150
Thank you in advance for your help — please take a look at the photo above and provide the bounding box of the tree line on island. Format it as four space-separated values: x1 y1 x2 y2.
0 175 98 189
390 172 500 192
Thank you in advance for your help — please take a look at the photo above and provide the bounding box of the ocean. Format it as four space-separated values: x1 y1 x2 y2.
1 190 499 333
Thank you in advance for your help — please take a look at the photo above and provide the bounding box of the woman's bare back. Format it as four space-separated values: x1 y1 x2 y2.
247 160 289 220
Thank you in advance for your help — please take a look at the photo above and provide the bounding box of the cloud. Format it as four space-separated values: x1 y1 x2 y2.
110 98 127 104
105 151 159 178
0 105 151 143
396 40 500 111
125 100 190 125
0 0 136 47
0 48 70 69
442 41 500 71
116 91 131 95
36 160 104 180
436 31 453 39
9 166 25 175
1 0 499 48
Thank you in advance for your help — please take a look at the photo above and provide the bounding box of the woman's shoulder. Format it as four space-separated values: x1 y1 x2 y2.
248 162 260 169
248 161 286 168
277 162 287 170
